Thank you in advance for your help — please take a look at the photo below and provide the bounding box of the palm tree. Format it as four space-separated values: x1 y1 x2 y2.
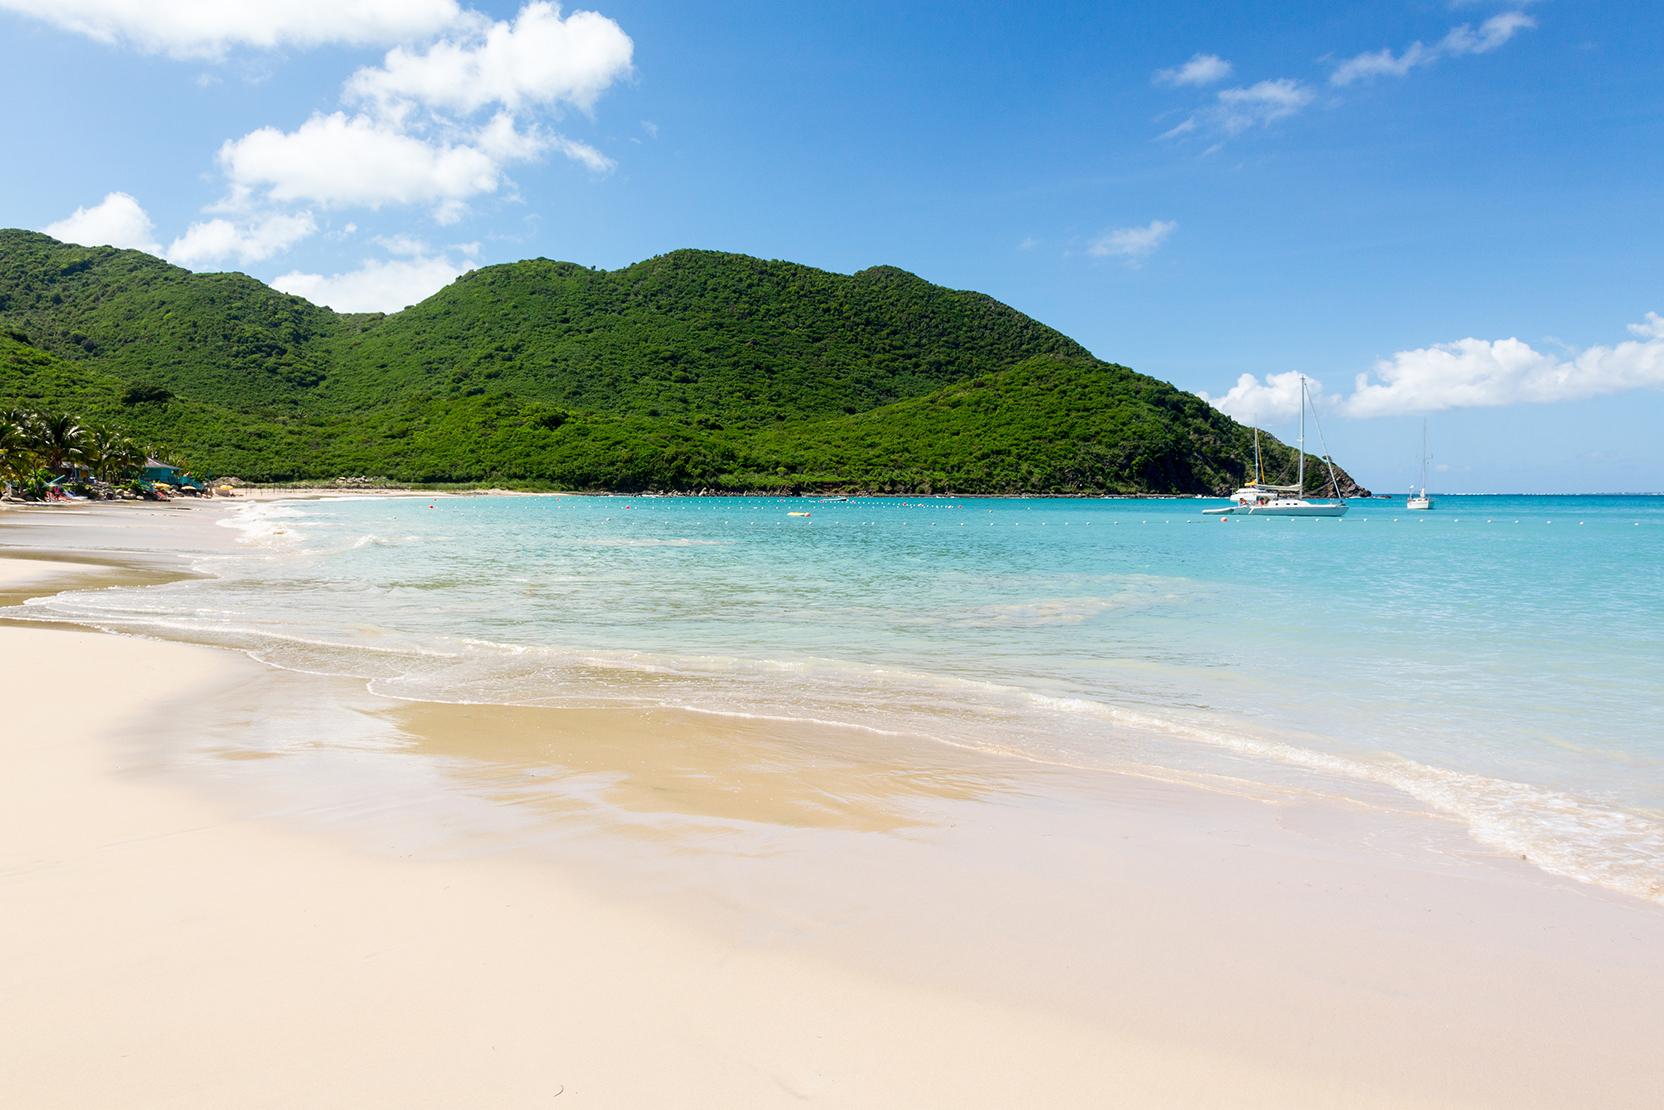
79 426 142 482
37 413 86 474
110 434 143 481
0 411 28 483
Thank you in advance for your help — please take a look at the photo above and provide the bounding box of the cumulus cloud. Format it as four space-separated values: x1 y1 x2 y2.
0 0 464 59
1154 53 1232 87
1162 77 1313 141
217 112 511 217
1087 219 1177 263
1198 371 1319 425
208 4 627 223
1201 313 1664 423
1627 311 1664 340
41 192 160 253
1332 11 1536 86
1343 314 1664 416
273 253 476 313
167 211 317 268
346 1 633 115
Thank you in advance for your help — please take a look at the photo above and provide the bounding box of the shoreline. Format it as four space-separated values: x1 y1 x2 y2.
3 504 1663 1106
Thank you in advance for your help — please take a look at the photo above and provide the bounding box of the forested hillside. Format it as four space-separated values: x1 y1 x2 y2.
0 230 1363 495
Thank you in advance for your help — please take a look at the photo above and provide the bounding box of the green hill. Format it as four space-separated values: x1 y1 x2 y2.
0 229 1364 495
321 251 1092 425
0 230 349 408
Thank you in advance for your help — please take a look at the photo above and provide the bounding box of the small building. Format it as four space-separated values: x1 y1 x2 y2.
141 457 205 491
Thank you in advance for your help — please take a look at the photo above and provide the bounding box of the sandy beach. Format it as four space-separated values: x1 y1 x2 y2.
3 501 1662 1108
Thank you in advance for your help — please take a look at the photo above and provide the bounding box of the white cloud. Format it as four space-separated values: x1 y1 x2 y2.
217 112 512 217
1343 314 1664 416
1442 11 1536 55
1332 10 1536 86
41 192 160 253
1217 79 1313 131
209 5 625 223
0 0 464 59
1087 219 1177 263
549 134 614 173
273 253 476 313
373 233 430 256
1154 53 1233 87
1164 77 1313 141
1198 371 1320 425
1201 313 1664 423
166 211 316 268
1331 44 1428 86
346 1 633 116
1627 312 1664 340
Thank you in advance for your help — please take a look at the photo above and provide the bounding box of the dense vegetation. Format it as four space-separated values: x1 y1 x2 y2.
0 401 160 499
0 229 1362 495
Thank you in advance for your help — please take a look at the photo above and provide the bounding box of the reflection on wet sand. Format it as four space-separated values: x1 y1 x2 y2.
381 700 1024 833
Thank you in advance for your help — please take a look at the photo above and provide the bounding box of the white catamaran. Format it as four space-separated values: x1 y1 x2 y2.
1204 376 1348 518
1407 420 1433 510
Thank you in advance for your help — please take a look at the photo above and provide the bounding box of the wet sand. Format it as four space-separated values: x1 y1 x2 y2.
3 503 1663 1107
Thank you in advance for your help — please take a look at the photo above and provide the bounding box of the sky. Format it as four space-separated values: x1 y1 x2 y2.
1 0 1661 493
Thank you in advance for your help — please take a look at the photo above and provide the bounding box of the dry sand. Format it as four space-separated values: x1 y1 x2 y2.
2 522 1662 1108
0 616 1302 1109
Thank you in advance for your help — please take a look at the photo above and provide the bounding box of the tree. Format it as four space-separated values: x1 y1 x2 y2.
81 425 141 481
0 409 33 481
37 413 85 473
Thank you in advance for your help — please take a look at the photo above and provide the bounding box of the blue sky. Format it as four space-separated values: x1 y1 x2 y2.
2 0 1661 492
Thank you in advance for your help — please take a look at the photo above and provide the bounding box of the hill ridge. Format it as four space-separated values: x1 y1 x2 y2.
0 229 1364 495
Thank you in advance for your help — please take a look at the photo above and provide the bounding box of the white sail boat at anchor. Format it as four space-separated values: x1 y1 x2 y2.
1204 375 1348 518
1407 420 1433 510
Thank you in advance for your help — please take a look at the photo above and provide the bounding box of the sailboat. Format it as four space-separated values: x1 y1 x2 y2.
1204 376 1348 518
1407 420 1433 510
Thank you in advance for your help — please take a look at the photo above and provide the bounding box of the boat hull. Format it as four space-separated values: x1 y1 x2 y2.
1407 498 1432 511
1243 502 1349 518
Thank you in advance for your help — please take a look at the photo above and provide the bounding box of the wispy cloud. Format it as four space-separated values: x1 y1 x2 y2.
1161 77 1314 142
1158 10 1535 144
1154 53 1232 87
1216 79 1314 132
1087 219 1177 264
1331 10 1537 86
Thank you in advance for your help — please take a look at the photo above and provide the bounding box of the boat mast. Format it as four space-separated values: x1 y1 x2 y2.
1253 428 1263 485
1420 419 1430 495
1297 376 1306 498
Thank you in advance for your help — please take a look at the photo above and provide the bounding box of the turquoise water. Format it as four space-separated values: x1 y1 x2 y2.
26 493 1664 901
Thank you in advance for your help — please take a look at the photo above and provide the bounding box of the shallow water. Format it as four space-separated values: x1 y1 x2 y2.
20 493 1664 902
